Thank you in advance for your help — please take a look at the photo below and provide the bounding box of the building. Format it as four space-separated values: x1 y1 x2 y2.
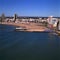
5 17 14 22
47 16 59 29
0 14 60 25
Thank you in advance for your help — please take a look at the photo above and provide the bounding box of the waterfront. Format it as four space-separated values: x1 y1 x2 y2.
0 24 60 60
0 22 48 32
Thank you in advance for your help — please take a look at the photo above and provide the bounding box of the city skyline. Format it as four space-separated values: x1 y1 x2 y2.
0 0 60 17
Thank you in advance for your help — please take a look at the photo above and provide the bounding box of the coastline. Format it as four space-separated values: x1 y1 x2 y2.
0 22 48 32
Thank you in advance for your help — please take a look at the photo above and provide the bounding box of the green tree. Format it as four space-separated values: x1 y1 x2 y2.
1 13 5 22
0 16 2 22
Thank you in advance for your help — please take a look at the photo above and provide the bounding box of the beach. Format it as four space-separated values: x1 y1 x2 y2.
0 22 48 32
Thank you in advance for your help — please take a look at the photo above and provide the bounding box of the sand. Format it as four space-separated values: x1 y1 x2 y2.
0 22 48 32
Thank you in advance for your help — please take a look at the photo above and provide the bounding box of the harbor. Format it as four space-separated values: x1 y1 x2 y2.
0 0 60 60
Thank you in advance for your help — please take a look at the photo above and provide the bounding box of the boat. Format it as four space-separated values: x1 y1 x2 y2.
15 27 27 31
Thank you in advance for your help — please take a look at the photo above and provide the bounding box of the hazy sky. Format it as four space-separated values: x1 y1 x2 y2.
0 0 60 17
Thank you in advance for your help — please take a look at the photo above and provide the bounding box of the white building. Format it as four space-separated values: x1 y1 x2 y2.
47 16 58 28
52 18 58 27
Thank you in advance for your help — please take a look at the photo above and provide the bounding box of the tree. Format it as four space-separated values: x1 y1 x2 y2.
1 13 5 22
0 16 2 22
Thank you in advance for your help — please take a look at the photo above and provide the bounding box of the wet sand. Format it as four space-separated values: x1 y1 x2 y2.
0 22 48 32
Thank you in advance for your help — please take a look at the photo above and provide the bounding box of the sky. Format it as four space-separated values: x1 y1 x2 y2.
0 0 60 17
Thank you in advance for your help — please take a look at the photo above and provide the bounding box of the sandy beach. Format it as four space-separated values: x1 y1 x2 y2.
0 22 48 32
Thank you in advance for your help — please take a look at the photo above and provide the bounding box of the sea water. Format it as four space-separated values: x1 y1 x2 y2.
0 24 60 60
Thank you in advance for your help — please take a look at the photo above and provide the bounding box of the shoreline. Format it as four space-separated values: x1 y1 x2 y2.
0 22 48 32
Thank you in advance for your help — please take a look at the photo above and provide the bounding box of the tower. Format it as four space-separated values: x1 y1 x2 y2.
14 14 17 22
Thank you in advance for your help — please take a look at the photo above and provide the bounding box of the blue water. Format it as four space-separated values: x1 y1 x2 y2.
0 24 60 60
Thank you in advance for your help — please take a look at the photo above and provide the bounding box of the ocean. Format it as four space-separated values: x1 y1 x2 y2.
0 24 60 60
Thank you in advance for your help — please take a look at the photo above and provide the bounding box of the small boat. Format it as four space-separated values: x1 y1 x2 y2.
15 27 27 31
16 27 23 30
